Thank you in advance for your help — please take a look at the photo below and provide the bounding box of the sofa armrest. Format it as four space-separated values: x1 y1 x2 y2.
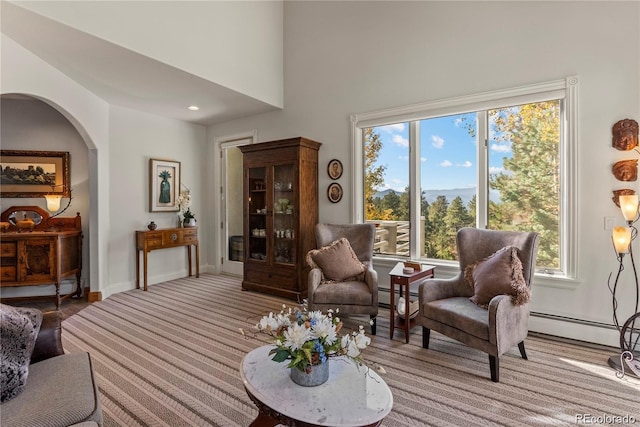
488 295 530 354
419 275 466 303
30 310 64 364
307 267 324 307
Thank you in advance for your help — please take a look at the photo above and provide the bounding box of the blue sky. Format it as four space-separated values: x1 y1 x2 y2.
373 113 511 192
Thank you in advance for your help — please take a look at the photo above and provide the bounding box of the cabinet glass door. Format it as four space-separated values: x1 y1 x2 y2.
273 164 295 265
248 167 267 261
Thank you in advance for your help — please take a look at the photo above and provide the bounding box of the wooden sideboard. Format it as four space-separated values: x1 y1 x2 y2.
0 206 83 309
135 227 199 291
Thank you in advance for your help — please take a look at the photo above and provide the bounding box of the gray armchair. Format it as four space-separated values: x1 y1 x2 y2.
307 223 378 334
418 227 539 382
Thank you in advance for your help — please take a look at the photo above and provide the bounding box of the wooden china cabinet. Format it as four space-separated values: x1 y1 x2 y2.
239 137 321 301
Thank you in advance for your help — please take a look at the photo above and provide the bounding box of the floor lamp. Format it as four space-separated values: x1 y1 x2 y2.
608 194 640 378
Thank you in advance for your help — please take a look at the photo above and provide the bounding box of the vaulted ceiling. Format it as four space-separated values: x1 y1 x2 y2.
1 2 280 126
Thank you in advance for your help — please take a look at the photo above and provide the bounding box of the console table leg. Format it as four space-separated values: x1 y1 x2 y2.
55 282 61 310
135 250 140 289
187 246 193 277
195 243 200 278
143 251 148 291
75 271 82 298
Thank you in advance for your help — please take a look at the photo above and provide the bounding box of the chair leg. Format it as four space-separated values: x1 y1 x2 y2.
370 316 376 335
518 341 528 360
489 355 499 382
422 327 431 349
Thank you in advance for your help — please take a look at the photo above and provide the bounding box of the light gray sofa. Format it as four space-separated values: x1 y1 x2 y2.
1 310 103 427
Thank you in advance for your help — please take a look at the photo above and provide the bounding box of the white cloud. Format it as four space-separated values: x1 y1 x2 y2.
420 157 427 162
393 134 409 147
440 160 452 167
454 117 465 127
391 178 403 185
459 161 472 168
432 135 445 148
489 166 503 174
399 155 409 160
490 143 511 153
378 123 405 133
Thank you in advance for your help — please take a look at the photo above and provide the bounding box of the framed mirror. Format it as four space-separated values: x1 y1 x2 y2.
7 209 44 226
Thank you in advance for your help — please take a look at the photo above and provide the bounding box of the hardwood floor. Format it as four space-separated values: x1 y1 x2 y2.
3 294 91 320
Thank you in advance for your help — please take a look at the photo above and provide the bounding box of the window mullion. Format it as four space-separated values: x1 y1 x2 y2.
409 121 421 259
477 111 489 229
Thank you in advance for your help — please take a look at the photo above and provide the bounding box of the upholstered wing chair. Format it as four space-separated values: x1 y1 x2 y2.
418 227 539 382
307 223 378 334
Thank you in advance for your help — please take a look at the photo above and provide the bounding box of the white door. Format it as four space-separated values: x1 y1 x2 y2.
220 138 252 275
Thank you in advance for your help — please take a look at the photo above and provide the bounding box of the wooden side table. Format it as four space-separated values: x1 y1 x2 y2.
389 262 435 343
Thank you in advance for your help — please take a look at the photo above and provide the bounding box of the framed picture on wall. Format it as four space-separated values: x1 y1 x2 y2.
149 158 181 212
327 159 343 180
0 150 71 198
327 183 343 203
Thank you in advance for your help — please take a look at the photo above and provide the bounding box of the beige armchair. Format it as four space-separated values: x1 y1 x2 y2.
307 223 378 334
418 227 539 382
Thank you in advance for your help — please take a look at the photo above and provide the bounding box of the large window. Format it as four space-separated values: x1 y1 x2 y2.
354 77 578 277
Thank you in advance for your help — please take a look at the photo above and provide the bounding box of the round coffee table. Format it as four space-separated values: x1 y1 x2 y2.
240 345 393 427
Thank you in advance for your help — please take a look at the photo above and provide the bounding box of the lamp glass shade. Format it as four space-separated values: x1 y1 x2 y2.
619 194 639 222
613 226 632 254
44 195 62 212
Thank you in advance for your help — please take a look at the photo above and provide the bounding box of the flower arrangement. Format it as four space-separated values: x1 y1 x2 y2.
255 302 371 373
176 188 195 222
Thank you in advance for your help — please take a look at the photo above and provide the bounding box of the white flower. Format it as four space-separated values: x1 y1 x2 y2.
353 330 371 349
340 334 361 357
307 310 325 322
177 189 192 213
275 312 292 327
257 312 280 331
283 323 313 351
346 337 361 358
311 317 338 344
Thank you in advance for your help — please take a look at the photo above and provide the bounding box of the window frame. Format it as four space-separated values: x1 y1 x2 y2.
351 76 579 279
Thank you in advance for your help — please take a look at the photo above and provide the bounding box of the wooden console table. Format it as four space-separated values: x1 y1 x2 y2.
135 227 199 291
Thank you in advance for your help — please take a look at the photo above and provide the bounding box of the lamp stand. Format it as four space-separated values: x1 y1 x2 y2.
608 223 640 379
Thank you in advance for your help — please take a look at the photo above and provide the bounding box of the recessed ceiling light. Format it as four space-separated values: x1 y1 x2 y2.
188 105 199 111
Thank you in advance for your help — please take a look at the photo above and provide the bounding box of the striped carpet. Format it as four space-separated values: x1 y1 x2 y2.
61 274 640 426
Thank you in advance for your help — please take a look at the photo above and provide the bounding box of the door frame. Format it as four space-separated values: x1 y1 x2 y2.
214 130 257 275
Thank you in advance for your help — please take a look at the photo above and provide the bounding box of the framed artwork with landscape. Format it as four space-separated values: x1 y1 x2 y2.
149 158 180 212
0 150 71 198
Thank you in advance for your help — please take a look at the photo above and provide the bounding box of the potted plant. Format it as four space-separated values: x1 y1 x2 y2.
177 188 196 227
182 208 196 227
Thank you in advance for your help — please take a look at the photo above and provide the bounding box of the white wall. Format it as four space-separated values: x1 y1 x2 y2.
1 33 110 297
2 34 208 301
207 1 640 346
12 0 284 108
106 105 206 297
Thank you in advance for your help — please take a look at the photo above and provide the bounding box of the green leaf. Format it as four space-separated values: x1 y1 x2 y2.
271 349 290 363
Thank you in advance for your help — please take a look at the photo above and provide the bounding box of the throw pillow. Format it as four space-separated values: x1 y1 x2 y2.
306 238 366 282
465 246 530 309
1 304 43 402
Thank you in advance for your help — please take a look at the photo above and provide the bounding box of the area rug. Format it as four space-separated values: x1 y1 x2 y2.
61 274 640 426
